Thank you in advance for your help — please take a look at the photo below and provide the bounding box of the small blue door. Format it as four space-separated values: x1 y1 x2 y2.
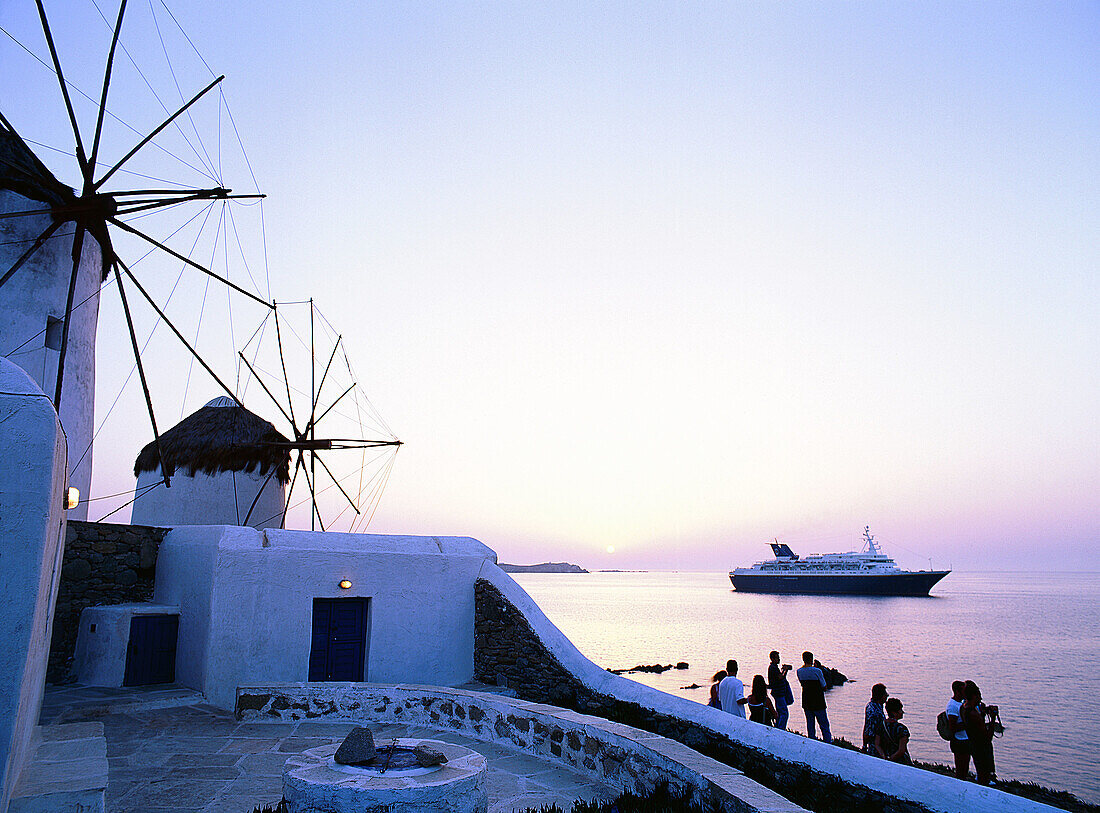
123 614 179 686
308 598 369 681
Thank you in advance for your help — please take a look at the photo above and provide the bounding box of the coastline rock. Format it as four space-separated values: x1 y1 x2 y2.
499 562 589 573
812 660 848 689
334 726 376 764
607 662 688 675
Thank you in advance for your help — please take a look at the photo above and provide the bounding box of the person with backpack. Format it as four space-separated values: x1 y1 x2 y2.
940 680 971 778
875 698 912 764
961 681 998 785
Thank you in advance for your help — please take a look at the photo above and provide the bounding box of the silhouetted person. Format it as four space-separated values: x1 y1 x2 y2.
718 659 745 718
796 650 831 742
708 670 726 709
962 681 998 785
739 674 777 725
876 697 911 764
946 680 971 778
768 650 794 730
863 683 888 755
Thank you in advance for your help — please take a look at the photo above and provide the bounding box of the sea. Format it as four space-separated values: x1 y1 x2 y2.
511 570 1100 805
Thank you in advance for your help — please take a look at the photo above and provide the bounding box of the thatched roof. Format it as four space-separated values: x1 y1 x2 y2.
134 396 291 484
0 119 74 208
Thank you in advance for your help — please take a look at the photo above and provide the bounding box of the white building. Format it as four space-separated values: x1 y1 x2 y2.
130 396 289 529
0 122 104 520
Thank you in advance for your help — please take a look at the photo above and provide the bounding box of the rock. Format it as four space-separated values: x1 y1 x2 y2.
334 726 376 765
675 662 689 670
413 744 447 767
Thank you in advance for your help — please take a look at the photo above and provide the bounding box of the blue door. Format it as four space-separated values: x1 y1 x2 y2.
123 614 179 686
308 598 369 681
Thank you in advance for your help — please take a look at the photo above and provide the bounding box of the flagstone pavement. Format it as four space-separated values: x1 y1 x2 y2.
41 685 616 813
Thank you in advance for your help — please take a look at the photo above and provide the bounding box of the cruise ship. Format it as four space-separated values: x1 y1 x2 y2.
729 528 949 596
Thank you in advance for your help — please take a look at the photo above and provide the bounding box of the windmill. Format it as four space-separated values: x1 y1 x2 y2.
0 0 273 516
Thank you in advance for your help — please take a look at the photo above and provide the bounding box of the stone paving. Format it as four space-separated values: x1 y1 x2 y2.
41 685 616 813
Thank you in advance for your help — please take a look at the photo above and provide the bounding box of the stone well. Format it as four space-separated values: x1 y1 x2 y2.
283 738 487 813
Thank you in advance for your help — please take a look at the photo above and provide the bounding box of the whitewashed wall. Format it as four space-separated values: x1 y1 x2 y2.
0 189 102 521
131 467 285 529
0 359 68 813
153 526 496 710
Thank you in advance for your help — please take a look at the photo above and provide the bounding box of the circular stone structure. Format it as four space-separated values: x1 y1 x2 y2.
283 738 487 813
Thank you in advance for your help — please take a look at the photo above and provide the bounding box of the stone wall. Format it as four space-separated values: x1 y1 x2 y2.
236 684 809 813
474 576 1054 813
47 520 168 683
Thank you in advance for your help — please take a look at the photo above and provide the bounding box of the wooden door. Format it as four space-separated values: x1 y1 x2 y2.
308 597 369 681
123 614 179 686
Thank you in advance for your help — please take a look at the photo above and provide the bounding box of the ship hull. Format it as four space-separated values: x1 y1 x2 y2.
729 571 949 596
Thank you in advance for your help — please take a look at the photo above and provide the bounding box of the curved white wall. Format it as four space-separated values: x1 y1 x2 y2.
0 359 68 812
0 189 102 521
131 467 286 529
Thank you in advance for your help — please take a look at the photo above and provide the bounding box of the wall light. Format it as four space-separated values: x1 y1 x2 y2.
338 580 352 590
65 487 79 509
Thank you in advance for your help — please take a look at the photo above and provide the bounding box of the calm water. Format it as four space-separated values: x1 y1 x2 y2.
513 571 1100 804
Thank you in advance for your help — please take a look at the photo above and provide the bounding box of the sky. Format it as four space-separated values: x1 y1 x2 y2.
1 1 1097 571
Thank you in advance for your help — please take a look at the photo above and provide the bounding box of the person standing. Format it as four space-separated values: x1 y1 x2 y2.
863 683 888 755
796 651 831 742
946 680 971 778
767 651 794 730
962 681 997 785
718 659 745 718
739 675 777 725
708 670 726 709
875 698 912 764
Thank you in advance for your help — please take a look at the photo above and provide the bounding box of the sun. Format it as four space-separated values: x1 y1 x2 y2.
606 545 615 554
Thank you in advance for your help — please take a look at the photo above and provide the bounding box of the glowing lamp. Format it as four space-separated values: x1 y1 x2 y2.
65 487 79 509
338 580 352 590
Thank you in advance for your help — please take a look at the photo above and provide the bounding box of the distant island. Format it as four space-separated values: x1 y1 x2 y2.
498 562 588 573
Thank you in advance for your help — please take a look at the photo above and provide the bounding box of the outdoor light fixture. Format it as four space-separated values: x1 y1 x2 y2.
339 580 352 590
65 487 79 509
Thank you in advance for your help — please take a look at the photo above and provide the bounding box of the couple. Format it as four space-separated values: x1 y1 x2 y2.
713 660 776 725
947 679 999 785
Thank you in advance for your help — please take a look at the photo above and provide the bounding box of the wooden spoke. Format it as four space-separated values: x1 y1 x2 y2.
34 0 89 177
313 383 355 427
94 75 224 191
299 453 326 532
0 207 55 220
115 257 243 407
108 215 271 308
304 336 341 435
314 452 360 515
241 464 279 526
0 218 62 289
273 307 298 432
237 351 296 429
52 225 85 407
112 261 169 486
88 0 128 186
